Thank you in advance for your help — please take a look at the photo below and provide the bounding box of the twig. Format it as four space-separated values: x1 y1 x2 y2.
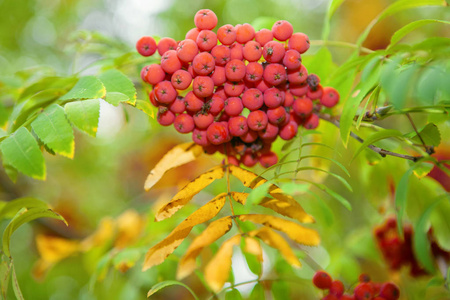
319 113 423 162
405 113 434 155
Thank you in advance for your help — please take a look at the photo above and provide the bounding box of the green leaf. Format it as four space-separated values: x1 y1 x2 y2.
247 182 271 205
356 0 444 47
412 162 434 179
351 129 404 162
395 166 417 237
18 76 77 102
31 104 75 158
0 197 49 220
104 92 129 106
302 47 337 82
0 127 46 180
64 99 100 137
271 280 290 300
11 265 24 300
225 288 243 300
2 207 67 257
59 76 106 101
414 195 449 273
244 252 262 277
147 280 199 300
390 64 419 109
112 248 144 271
3 163 18 183
251 16 278 31
249 283 265 300
135 100 155 118
298 179 352 210
410 123 441 147
294 167 352 192
322 0 346 40
98 69 136 105
340 64 380 146
0 257 11 298
388 19 450 48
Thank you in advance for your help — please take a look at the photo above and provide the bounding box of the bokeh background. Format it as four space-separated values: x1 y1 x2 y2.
0 0 449 299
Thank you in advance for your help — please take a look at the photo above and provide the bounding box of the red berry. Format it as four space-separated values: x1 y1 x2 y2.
235 23 255 44
258 123 279 140
145 64 166 85
245 62 264 83
154 81 177 104
264 87 284 108
312 271 332 290
267 106 287 125
208 95 225 115
243 41 263 62
247 110 268 131
240 130 258 143
289 83 309 97
185 28 201 41
192 52 215 76
177 39 199 63
240 152 258 167
354 283 374 300
229 43 244 60
193 76 214 98
359 274 371 283
228 116 248 137
379 283 400 300
321 87 340 108
303 113 319 130
136 36 157 57
255 28 273 46
262 41 285 63
194 113 214 129
157 37 177 56
194 9 218 30
283 49 302 70
242 88 264 111
329 280 344 297
272 20 293 41
321 295 338 300
196 29 218 51
211 66 226 86
192 128 210 146
259 151 278 168
288 32 310 54
263 63 287 86
211 45 231 66
292 97 313 117
168 96 186 114
217 24 236 45
279 120 298 140
171 70 192 90
224 97 243 116
225 59 246 82
340 295 355 300
174 113 195 133
185 91 204 113
207 122 229 145
287 65 308 84
157 108 175 126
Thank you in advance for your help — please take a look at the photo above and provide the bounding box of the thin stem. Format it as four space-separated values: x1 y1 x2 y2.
310 40 375 54
405 113 434 155
319 113 423 162
223 146 242 233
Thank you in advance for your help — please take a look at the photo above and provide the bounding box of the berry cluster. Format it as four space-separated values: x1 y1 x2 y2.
312 270 400 300
136 9 339 168
374 217 450 277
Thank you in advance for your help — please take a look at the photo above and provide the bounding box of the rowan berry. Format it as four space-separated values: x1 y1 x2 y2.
235 23 255 44
283 49 302 70
258 123 279 139
263 63 287 86
307 84 323 100
255 79 271 92
287 65 308 84
272 20 293 41
354 283 374 300
193 76 214 98
340 295 355 300
136 36 157 56
192 52 215 75
224 81 245 97
243 41 263 62
227 155 240 166
359 274 371 283
292 97 313 117
211 66 226 86
174 113 195 133
224 97 243 116
157 108 175 126
284 91 295 107
241 152 258 167
229 43 244 60
288 32 310 54
197 30 217 51
262 41 285 63
321 87 340 108
171 70 192 90
176 39 198 63
208 94 225 115
329 280 345 297
192 128 210 146
312 271 332 290
149 90 158 107
185 91 204 112
207 122 229 145
264 87 284 108
303 113 319 129
240 130 258 143
157 37 177 56
259 151 278 167
228 116 248 137
145 64 166 85
379 283 400 300
254 28 273 46
217 24 236 45
186 27 201 41
225 59 246 82
321 295 339 300
242 88 264 111
245 62 264 83
194 9 218 30
289 83 309 97
214 86 227 99
154 81 177 104
267 106 287 125
211 45 231 66
247 110 268 131
279 120 298 140
168 96 186 114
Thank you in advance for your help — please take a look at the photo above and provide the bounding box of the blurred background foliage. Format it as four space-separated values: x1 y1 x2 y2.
0 0 449 299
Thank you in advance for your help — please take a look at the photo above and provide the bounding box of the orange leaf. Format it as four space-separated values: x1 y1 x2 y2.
142 193 227 271
238 214 320 246
144 142 203 191
177 216 233 280
155 166 225 221
204 234 241 293
249 227 301 267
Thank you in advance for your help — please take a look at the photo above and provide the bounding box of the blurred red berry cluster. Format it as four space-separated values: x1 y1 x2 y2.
136 9 340 168
374 217 450 277
313 271 400 300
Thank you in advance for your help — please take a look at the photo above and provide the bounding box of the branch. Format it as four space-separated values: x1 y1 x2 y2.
319 113 423 162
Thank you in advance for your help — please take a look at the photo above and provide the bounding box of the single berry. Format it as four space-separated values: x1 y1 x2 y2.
288 32 310 54
177 39 199 62
217 24 236 45
329 280 344 297
194 9 218 30
255 28 273 46
196 29 218 51
354 283 374 300
379 282 400 300
272 20 293 41
321 87 340 108
136 36 157 57
145 64 166 85
235 23 255 44
157 37 177 56
312 271 332 290
262 41 285 63
171 70 192 90
174 113 195 133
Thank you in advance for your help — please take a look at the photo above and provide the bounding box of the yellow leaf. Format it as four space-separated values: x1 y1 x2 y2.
114 209 147 249
155 166 225 221
243 236 263 262
249 227 301 267
144 142 203 191
36 234 80 263
142 193 227 271
229 165 269 189
238 214 320 246
229 192 254 205
177 216 233 280
81 217 115 251
204 234 241 293
260 192 315 224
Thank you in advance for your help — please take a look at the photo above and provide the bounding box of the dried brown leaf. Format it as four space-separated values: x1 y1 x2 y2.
155 166 225 221
142 193 227 271
177 216 233 280
144 142 203 191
